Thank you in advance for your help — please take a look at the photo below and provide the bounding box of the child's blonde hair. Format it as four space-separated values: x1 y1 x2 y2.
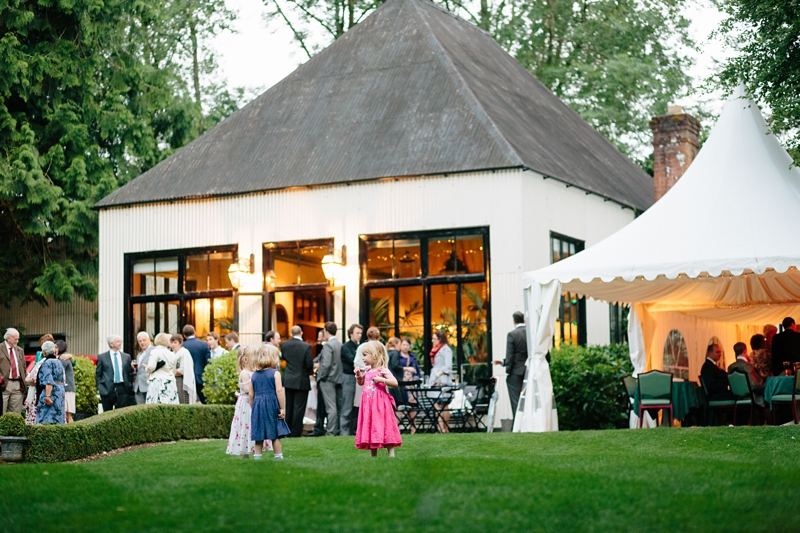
362 340 388 368
253 343 280 371
236 346 250 372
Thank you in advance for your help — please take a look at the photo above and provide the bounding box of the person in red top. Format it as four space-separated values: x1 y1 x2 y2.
1 328 27 415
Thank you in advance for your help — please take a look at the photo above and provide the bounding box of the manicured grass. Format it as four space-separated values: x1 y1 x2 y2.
2 426 799 532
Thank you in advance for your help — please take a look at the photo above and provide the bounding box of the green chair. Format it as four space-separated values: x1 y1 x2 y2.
637 370 673 427
699 375 735 425
727 370 754 426
770 372 798 425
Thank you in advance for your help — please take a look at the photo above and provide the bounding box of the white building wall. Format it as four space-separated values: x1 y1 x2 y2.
0 296 98 356
99 168 638 424
520 172 636 346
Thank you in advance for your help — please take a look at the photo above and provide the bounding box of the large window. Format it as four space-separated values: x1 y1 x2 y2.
263 239 337 343
609 303 629 344
125 245 237 355
360 228 490 383
551 232 586 347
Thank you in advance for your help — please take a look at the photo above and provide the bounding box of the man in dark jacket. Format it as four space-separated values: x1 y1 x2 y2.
182 325 210 403
282 325 314 437
339 324 362 436
701 343 734 401
771 317 800 376
494 311 528 422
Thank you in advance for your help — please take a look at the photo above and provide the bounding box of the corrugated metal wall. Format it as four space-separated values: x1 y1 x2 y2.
98 169 636 423
0 296 98 355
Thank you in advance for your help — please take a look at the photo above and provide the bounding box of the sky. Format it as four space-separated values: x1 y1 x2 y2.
209 0 734 115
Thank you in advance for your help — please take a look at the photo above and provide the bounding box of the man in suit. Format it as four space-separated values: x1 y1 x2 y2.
494 311 528 422
728 341 765 408
281 325 314 437
1 328 27 415
771 317 800 376
317 321 343 436
96 334 134 411
701 343 734 401
133 332 154 404
182 325 210 403
339 324 362 436
224 332 240 353
311 329 327 436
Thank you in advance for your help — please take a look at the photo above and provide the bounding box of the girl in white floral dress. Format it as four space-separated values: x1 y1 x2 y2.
227 347 258 457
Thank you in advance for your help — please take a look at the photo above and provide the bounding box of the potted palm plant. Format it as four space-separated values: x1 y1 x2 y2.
0 413 28 462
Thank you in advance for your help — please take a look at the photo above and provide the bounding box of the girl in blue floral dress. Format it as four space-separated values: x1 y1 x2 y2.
36 341 66 425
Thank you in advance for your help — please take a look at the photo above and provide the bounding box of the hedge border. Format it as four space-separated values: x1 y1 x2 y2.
22 404 234 463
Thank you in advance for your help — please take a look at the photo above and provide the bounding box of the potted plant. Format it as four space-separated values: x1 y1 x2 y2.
0 413 28 462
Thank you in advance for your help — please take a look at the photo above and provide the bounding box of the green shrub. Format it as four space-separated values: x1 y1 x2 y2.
0 412 26 436
74 356 99 414
550 343 633 431
202 353 239 405
23 403 234 463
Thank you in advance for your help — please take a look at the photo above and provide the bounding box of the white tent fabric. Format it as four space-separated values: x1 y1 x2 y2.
515 88 800 433
513 280 560 432
522 87 800 325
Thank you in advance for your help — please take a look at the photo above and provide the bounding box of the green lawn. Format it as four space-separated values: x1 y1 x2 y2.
3 426 799 532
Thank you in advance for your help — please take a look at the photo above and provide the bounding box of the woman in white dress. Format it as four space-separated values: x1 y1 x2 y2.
170 334 197 404
145 333 180 404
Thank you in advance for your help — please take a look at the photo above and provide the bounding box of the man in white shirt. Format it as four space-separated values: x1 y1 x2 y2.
206 332 226 359
96 335 134 411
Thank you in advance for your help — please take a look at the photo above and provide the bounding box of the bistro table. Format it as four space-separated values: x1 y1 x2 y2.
763 375 796 408
633 379 699 423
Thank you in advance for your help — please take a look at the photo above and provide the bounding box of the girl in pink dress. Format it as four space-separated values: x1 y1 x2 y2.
355 340 402 457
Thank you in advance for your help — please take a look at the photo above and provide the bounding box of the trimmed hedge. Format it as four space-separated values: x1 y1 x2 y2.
74 356 99 414
22 403 234 463
202 353 239 405
0 412 26 436
550 343 633 431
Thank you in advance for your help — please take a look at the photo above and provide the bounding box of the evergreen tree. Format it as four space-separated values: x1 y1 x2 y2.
0 0 238 305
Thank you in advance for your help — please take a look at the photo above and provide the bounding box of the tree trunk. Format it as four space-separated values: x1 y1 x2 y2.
190 15 203 135
480 0 489 31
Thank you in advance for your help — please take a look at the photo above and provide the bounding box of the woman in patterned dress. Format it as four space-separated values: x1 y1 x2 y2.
35 341 66 424
145 333 180 404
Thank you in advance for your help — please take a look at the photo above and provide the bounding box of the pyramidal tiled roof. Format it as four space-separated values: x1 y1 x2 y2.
96 0 653 210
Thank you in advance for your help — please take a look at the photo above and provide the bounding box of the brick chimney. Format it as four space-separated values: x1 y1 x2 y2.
649 105 701 202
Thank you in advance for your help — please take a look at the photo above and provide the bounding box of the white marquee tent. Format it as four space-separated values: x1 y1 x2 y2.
514 87 800 433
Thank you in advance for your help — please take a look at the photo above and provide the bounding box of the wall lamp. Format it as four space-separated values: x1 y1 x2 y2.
228 253 255 290
321 245 346 285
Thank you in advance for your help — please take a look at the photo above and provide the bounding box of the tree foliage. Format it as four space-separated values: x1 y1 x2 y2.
549 343 633 430
266 0 694 155
716 0 800 163
0 0 240 306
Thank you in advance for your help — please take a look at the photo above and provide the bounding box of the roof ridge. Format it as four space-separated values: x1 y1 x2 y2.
407 0 524 167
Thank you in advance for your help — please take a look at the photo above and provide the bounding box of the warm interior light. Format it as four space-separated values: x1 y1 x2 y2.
321 253 339 283
227 256 252 290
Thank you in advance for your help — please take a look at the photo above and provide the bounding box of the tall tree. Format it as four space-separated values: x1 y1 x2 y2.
265 0 694 156
0 0 238 306
716 0 800 163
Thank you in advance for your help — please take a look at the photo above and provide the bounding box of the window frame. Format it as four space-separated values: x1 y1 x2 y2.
550 232 587 346
124 244 238 355
359 227 491 379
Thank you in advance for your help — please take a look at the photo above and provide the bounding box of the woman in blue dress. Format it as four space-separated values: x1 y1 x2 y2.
36 341 66 425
